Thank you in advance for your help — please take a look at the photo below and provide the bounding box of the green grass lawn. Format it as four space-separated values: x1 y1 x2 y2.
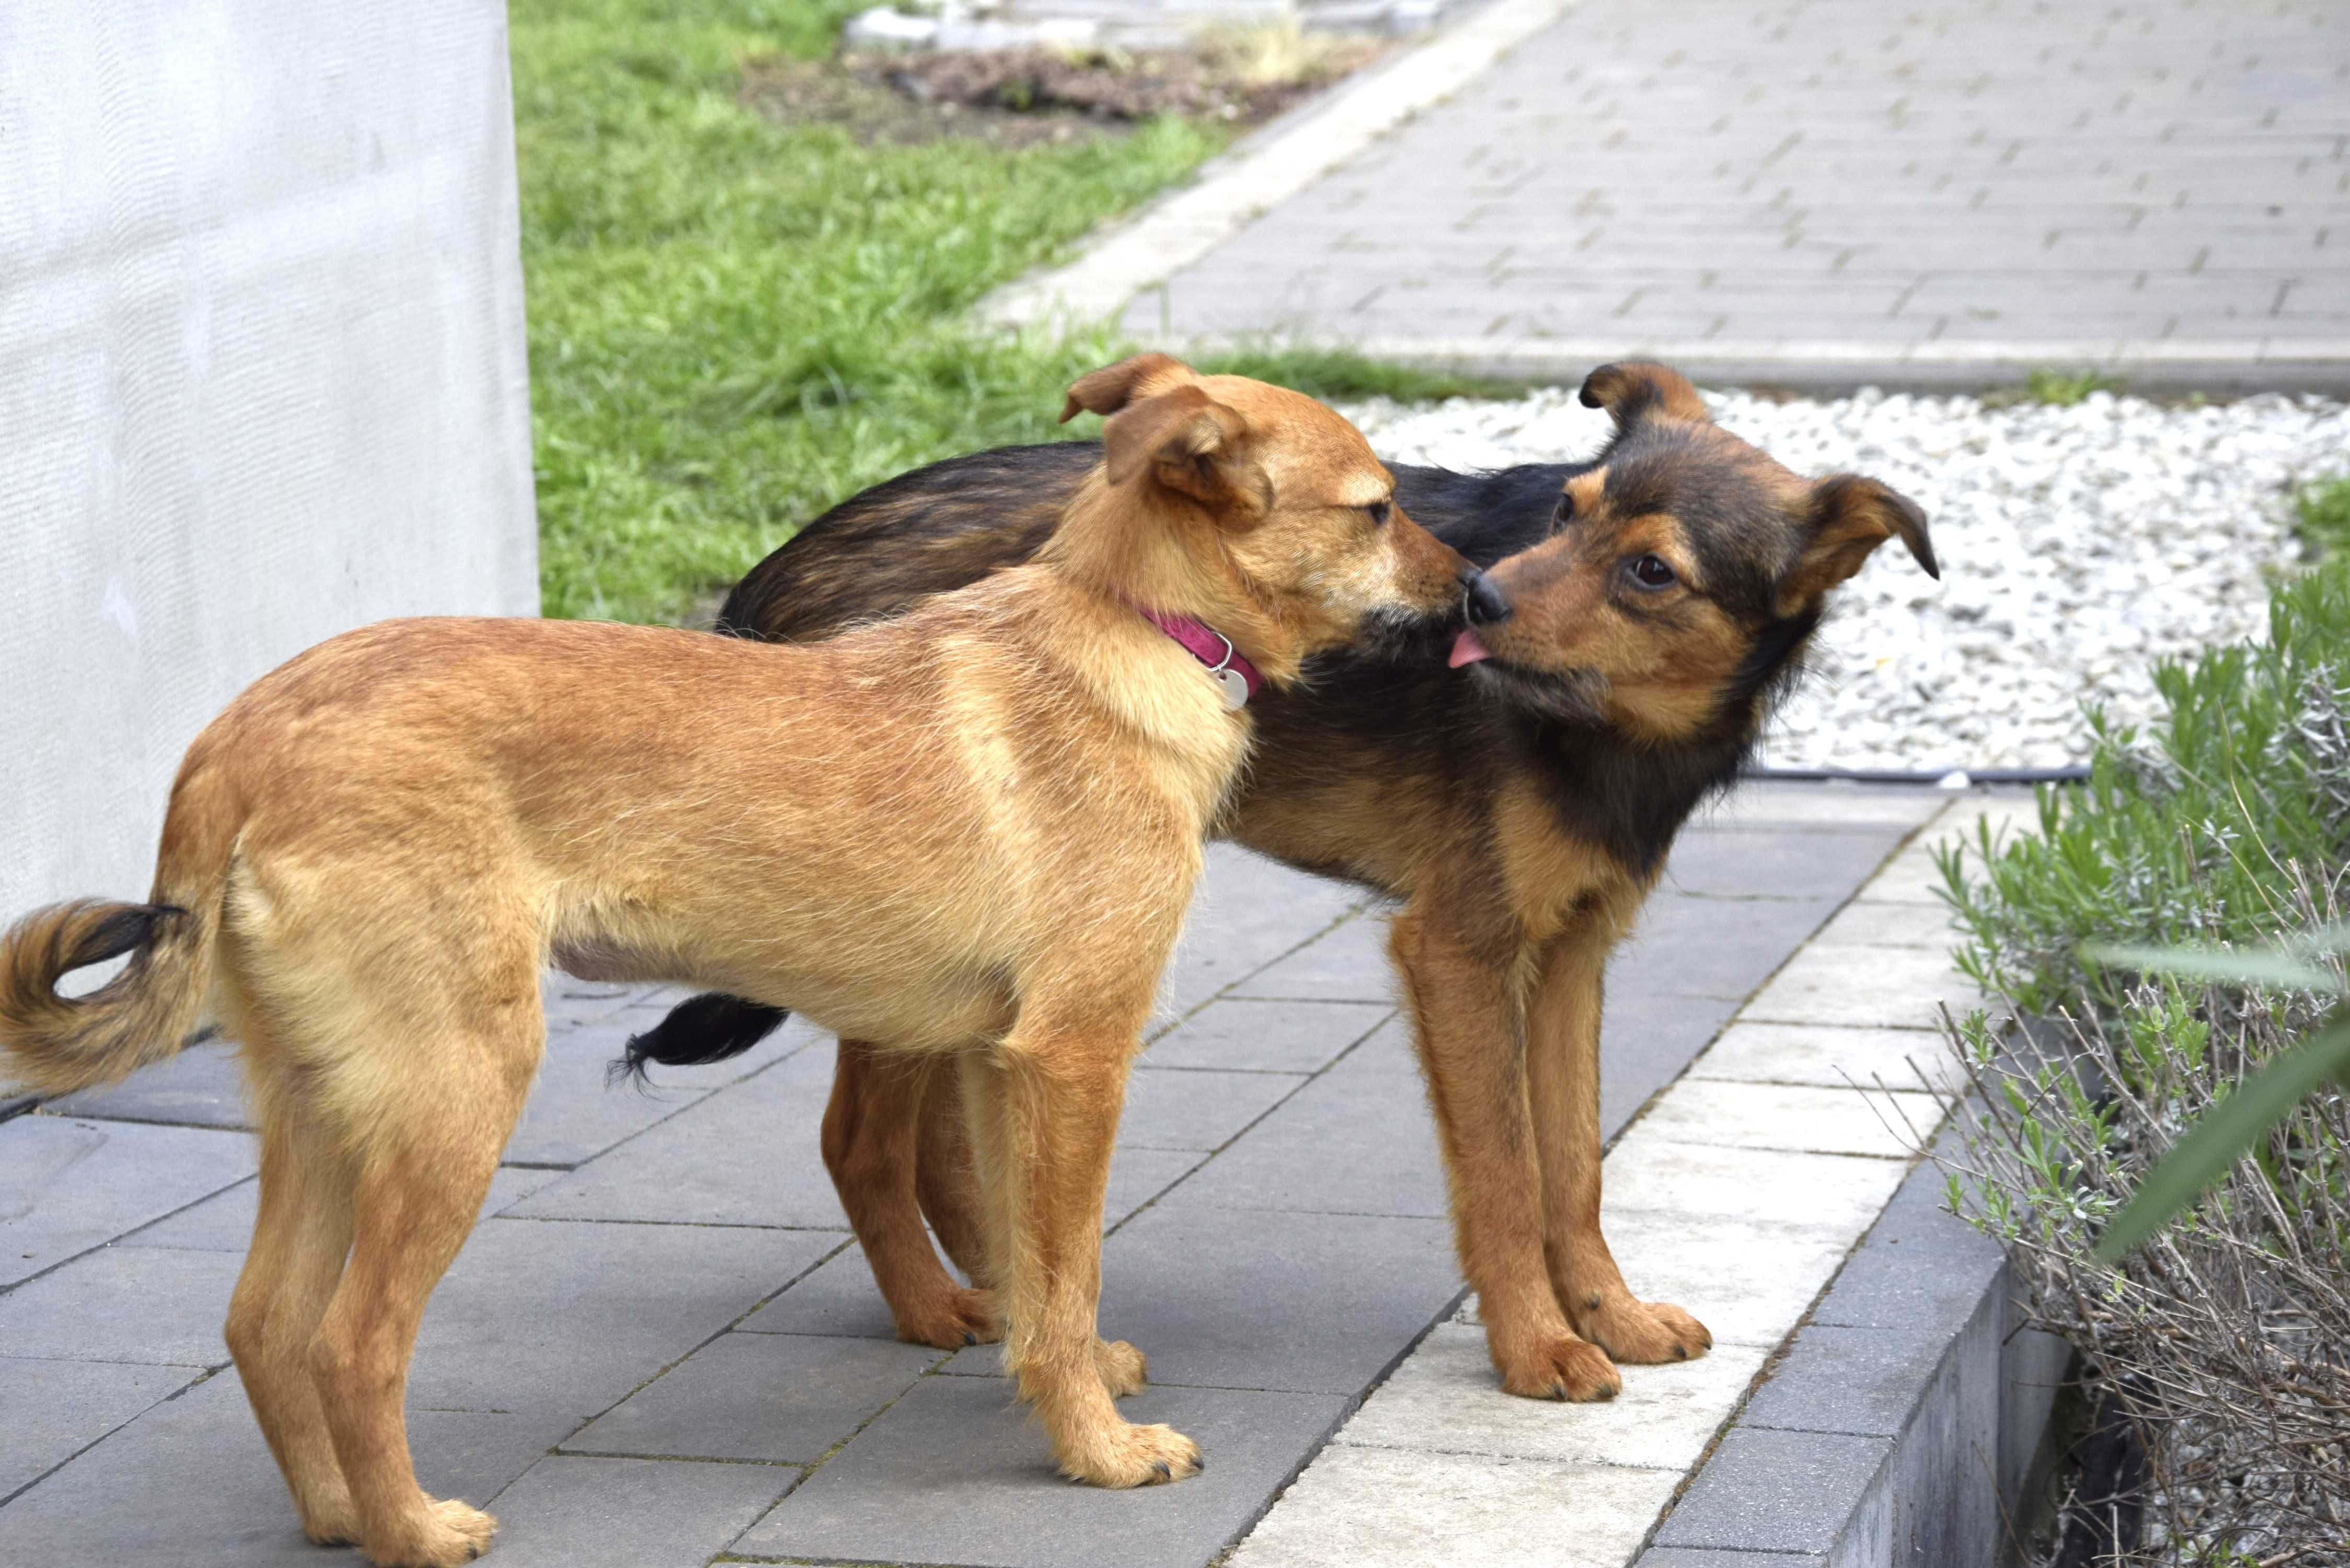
514 0 1227 621
514 1 1510 622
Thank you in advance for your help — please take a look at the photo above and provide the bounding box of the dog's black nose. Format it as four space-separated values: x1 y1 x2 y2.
1462 570 1513 626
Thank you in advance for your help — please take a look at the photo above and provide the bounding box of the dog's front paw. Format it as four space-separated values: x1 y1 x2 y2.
1491 1329 1621 1402
894 1284 1003 1350
1057 1421 1202 1488
1095 1338 1148 1397
1575 1293 1712 1365
363 1496 497 1568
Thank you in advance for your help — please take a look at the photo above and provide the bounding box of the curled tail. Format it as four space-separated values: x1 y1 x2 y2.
0 760 236 1097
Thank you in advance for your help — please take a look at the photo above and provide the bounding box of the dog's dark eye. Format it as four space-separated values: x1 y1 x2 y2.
1627 554 1677 590
1361 500 1391 525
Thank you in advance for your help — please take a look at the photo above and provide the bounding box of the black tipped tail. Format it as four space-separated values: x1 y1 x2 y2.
607 993 789 1089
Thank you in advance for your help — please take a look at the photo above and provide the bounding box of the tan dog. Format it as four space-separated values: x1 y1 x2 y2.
0 355 1471 1567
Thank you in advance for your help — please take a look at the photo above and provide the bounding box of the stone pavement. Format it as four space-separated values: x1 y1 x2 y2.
1013 0 2350 389
1 781 1976 1567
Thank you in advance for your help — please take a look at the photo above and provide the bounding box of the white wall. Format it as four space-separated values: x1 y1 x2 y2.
0 1 538 916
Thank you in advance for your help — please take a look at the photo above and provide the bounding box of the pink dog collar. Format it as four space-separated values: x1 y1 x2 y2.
1135 607 1261 710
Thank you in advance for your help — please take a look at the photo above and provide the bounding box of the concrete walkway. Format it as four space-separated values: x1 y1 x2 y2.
1001 0 2350 389
0 781 1994 1566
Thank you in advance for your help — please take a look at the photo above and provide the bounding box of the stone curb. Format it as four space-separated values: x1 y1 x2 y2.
1639 1148 2072 1568
1153 333 2350 397
980 0 1577 329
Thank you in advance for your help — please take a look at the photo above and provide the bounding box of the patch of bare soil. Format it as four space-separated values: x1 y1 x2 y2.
740 33 1389 149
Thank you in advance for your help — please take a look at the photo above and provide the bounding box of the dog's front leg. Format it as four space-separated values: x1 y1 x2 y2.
1390 903 1620 1402
957 1032 1195 1485
1525 921 1712 1364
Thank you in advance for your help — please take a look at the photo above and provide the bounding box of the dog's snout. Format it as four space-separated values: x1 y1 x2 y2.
1462 570 1513 626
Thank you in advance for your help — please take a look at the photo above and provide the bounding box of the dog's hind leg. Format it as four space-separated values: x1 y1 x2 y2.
823 1040 998 1348
1527 920 1711 1365
913 1053 989 1287
227 1045 363 1545
306 970 540 1568
1390 901 1621 1402
959 1021 1184 1485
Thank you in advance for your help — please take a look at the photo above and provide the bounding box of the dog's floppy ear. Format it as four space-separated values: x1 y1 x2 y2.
1061 352 1197 422
1773 474 1939 617
1579 362 1712 429
1097 383 1263 518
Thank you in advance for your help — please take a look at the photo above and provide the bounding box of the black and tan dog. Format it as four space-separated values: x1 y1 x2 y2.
632 363 1940 1404
0 358 1472 1565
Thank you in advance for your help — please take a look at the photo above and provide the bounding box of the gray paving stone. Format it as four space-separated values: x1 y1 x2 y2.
0 1355 204 1501
1807 1160 2004 1336
1653 1427 1893 1554
0 1368 572 1566
1158 1024 1446 1220
1738 1322 1953 1438
1120 1065 1305 1151
45 1038 249 1128
1105 1144 1212 1229
1599 992 1744 1142
508 1044 849 1228
1614 891 1832 1001
1226 914 1394 1003
1141 999 1392 1074
1090 1204 1457 1394
1159 845 1364 1013
0 1243 244 1364
736 1242 904 1340
736 1375 1349 1568
940 1203 1458 1396
486 1454 796 1568
503 1008 822 1170
566 1331 937 1462
1115 0 2350 373
1662 829 1906 903
406 1216 841 1418
0 1114 257 1286
118 1164 558 1253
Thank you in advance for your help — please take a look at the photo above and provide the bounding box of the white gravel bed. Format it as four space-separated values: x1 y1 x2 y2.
1342 387 2350 772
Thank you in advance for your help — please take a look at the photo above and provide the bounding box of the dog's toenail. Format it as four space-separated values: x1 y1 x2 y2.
1584 1295 1601 1310
1153 1461 1170 1478
963 1332 976 1346
1675 1345 1688 1359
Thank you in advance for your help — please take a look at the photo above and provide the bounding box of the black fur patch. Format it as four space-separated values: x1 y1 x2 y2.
65 904 180 975
607 993 788 1089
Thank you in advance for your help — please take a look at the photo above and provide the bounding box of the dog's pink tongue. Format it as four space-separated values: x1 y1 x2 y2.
1449 630 1492 668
